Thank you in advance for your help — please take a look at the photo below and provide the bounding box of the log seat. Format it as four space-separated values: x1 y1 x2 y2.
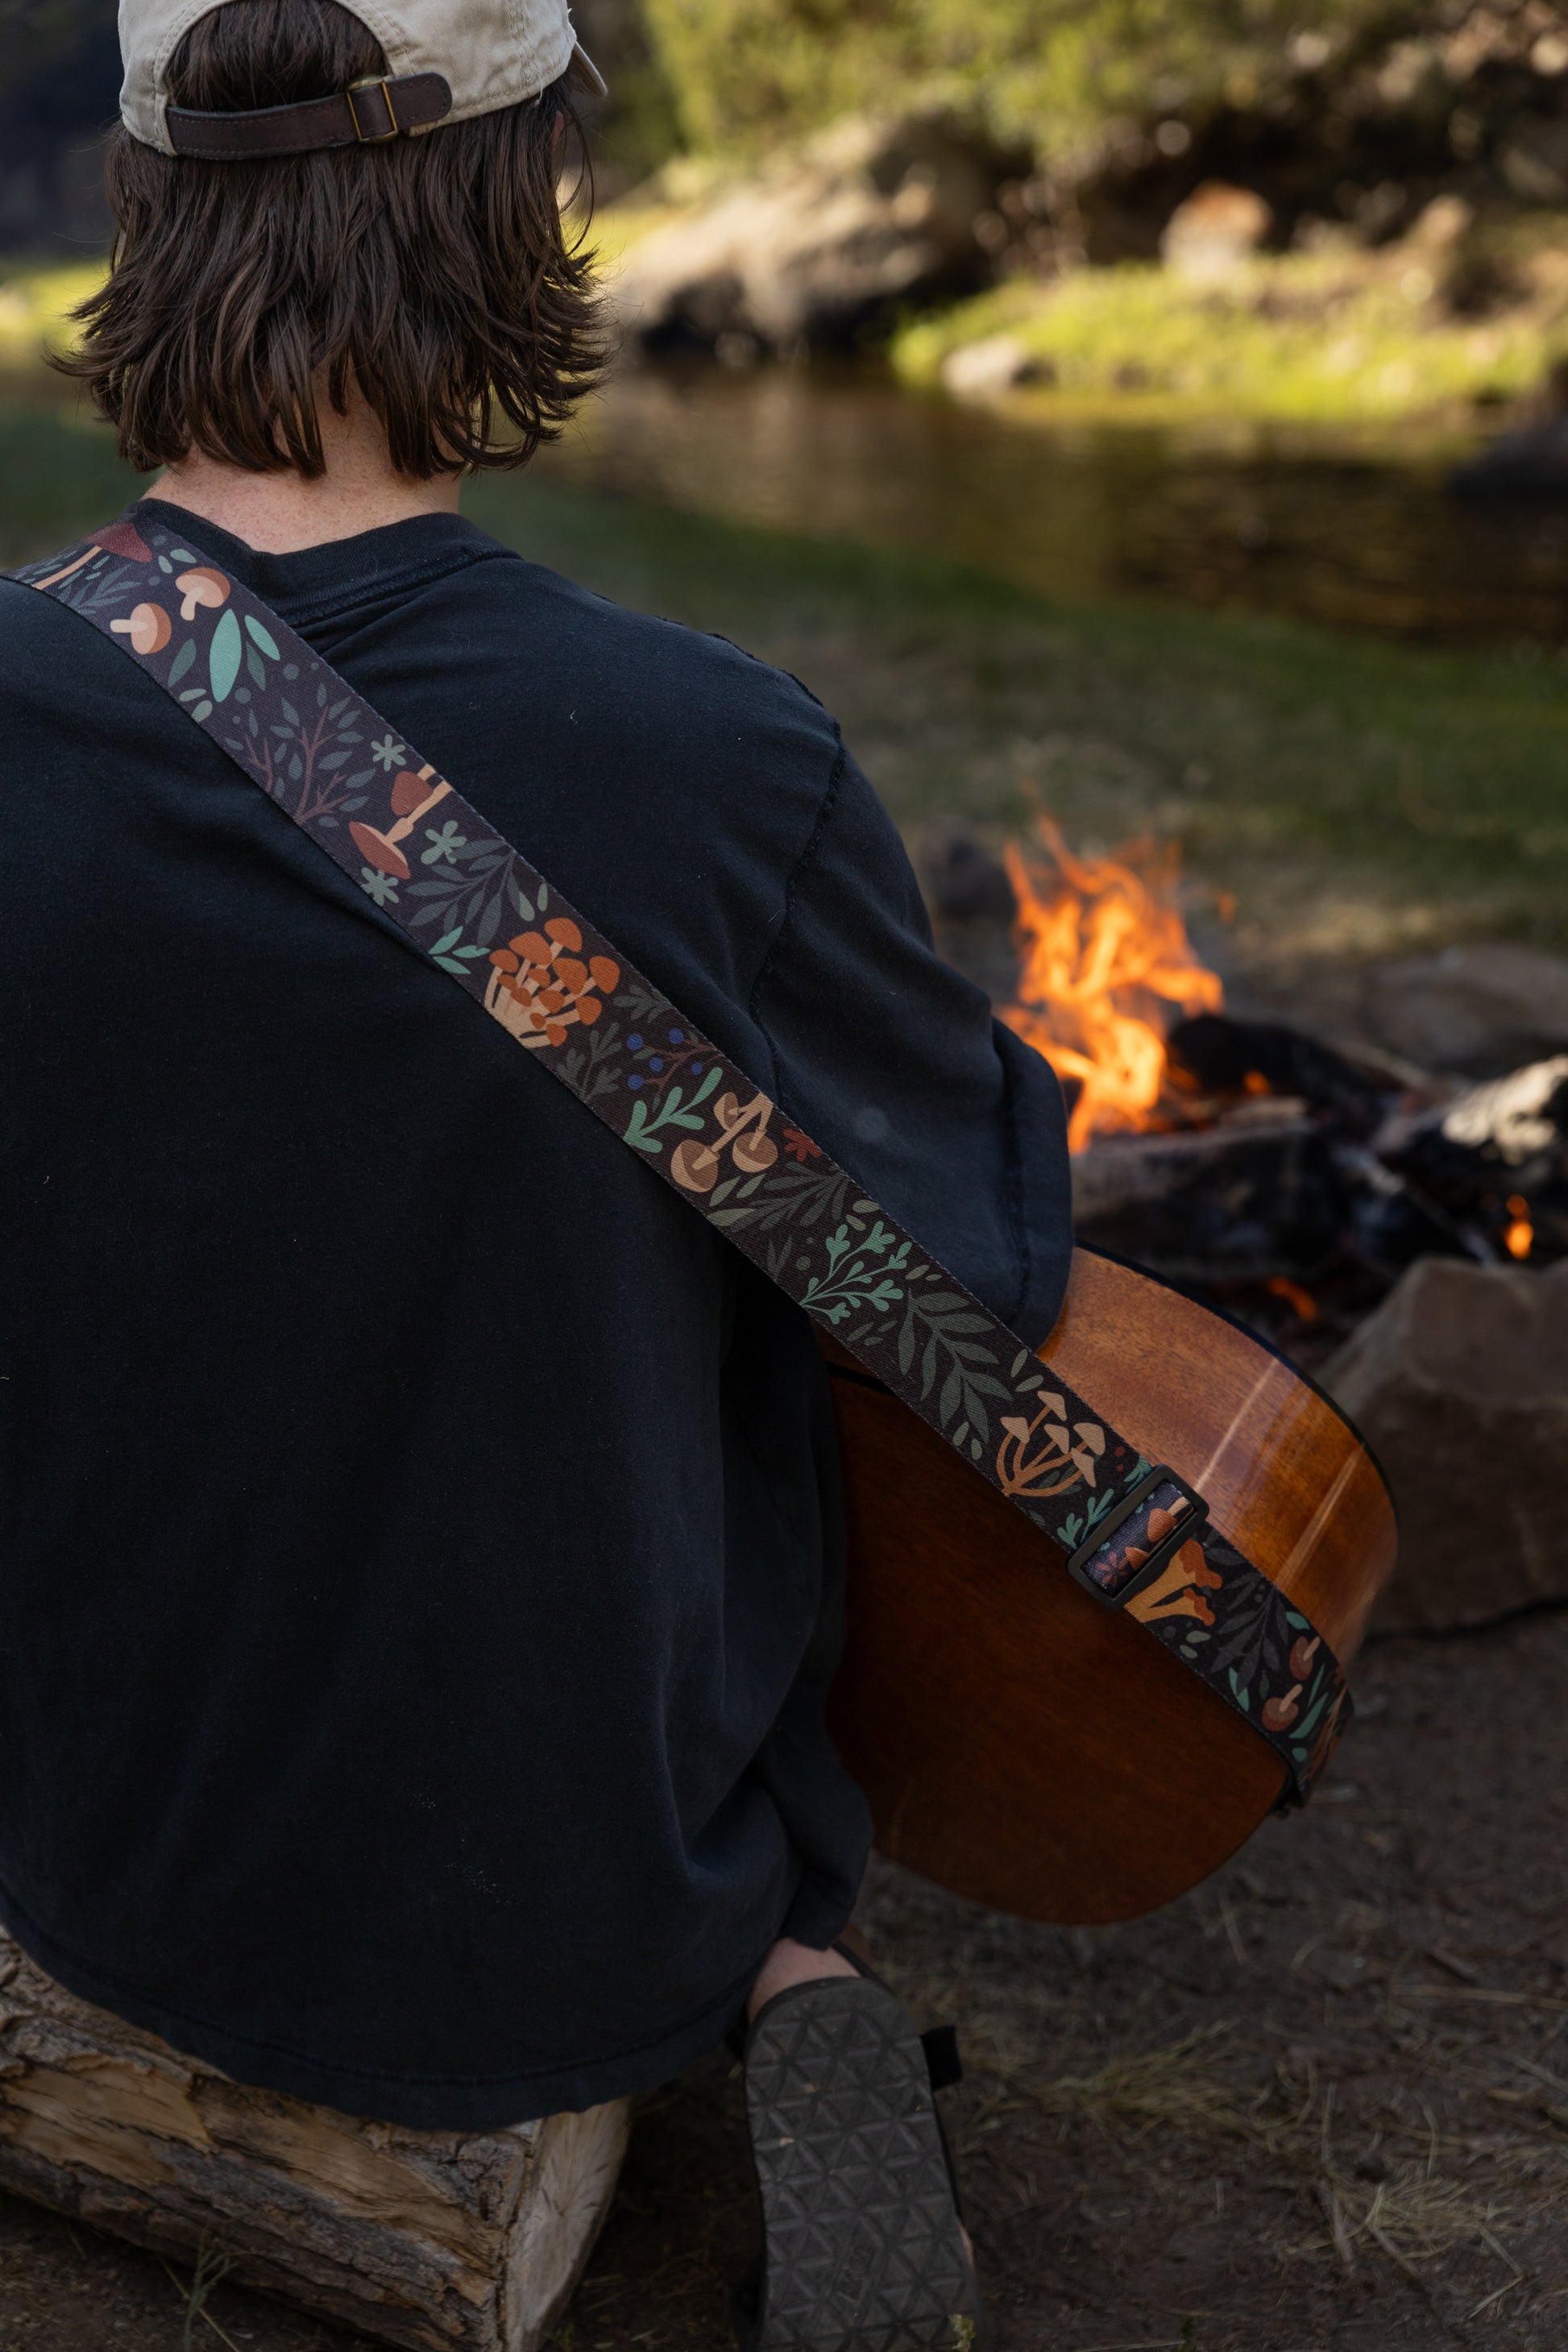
0 1925 630 2350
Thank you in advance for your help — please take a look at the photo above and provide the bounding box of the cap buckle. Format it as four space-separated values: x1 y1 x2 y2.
346 77 401 142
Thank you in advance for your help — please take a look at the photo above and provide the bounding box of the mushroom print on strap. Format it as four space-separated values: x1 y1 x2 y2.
9 516 1351 1808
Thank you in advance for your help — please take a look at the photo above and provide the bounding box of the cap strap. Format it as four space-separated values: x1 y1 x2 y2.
165 71 452 160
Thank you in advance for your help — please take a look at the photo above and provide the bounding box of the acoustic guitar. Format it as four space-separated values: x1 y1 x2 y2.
823 1245 1398 1924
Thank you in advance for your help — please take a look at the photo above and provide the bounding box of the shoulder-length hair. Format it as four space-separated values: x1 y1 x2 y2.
65 0 604 478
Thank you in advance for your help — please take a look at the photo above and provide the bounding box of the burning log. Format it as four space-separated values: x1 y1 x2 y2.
1164 1011 1392 1139
1375 1055 1568 1263
920 812 1565 1363
1071 1110 1344 1282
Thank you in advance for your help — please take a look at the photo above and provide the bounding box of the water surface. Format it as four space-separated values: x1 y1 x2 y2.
538 361 1568 649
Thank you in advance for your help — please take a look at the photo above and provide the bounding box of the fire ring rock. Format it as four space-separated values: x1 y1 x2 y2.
1324 1255 1568 1632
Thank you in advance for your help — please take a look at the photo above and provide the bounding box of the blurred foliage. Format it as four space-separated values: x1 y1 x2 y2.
0 0 114 106
0 259 102 367
637 0 1412 160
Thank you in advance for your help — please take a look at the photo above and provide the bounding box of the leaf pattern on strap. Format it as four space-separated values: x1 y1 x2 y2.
10 518 1354 1807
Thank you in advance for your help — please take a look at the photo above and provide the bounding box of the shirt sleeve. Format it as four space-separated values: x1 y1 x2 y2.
748 737 1073 1347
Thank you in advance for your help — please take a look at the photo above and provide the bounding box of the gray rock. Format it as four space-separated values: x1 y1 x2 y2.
1363 942 1568 1077
940 333 1051 399
1451 414 1568 501
918 818 1017 924
915 819 1019 1004
1324 1255 1568 1632
607 114 1005 352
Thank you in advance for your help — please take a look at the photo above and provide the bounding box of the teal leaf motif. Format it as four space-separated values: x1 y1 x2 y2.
798 1221 911 1325
209 609 242 703
167 638 196 687
243 614 280 660
623 1064 724 1154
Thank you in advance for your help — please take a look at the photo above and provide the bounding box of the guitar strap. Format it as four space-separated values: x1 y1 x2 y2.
10 512 1351 1807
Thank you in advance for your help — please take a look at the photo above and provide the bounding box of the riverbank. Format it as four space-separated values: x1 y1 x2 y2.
4 391 1568 969
894 213 1568 427
15 185 1568 437
487 463 1568 973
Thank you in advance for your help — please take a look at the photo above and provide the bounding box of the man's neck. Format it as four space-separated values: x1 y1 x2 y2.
153 398 460 555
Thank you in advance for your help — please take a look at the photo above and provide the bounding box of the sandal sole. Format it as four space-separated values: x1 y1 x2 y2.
742 1977 984 2352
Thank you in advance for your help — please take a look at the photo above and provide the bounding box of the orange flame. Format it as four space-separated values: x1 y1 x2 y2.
1267 1274 1319 1323
1504 1194 1533 1260
1000 819 1225 1151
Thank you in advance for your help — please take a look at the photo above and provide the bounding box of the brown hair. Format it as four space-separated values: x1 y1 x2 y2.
65 0 603 478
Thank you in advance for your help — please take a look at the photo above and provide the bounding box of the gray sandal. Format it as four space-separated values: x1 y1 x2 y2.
735 1957 987 2351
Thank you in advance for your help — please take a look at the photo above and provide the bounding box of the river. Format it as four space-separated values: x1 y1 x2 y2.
535 358 1568 649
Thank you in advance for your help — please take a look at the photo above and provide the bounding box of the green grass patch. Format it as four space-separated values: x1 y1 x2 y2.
893 243 1568 427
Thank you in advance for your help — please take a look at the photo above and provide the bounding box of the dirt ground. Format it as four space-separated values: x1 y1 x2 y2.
0 1606 1562 2352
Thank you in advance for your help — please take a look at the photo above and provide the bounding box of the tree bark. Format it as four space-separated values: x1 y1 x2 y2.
0 1926 630 2351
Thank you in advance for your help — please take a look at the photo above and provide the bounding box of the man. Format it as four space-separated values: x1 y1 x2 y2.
0 2 1072 2342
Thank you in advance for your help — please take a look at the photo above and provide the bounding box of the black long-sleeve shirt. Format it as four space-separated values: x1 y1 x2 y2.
0 501 1071 2127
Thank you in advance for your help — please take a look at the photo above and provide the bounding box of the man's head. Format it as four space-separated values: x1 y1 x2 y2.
72 0 604 478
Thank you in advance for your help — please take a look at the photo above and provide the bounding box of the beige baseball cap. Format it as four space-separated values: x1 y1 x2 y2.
120 0 606 158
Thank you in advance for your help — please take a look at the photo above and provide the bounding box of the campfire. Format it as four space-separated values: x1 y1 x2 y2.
1000 820 1223 1152
923 816 1568 1368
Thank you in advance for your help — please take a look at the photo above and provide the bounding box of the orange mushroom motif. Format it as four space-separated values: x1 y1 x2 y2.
1288 1633 1320 1682
996 1394 1105 1500
108 602 172 657
1124 1537 1223 1625
484 919 620 1049
174 567 230 622
1261 1685 1304 1732
351 768 454 881
671 1093 778 1193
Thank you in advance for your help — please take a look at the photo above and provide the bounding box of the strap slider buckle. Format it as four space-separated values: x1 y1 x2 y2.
346 77 401 142
1066 1464 1209 1608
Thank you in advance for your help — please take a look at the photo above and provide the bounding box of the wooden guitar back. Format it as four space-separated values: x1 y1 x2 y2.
823 1247 1397 1923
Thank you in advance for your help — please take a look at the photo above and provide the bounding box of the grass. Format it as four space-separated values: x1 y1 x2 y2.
892 228 1568 428
5 386 1568 961
469 466 1568 960
960 2014 1562 2270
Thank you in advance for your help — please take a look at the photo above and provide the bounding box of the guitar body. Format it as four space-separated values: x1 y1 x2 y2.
823 1246 1397 1924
